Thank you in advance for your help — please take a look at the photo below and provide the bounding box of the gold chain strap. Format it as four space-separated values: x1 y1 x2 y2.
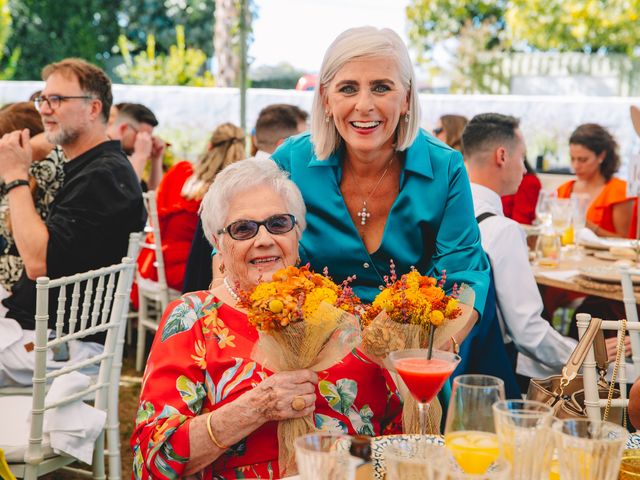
603 318 627 428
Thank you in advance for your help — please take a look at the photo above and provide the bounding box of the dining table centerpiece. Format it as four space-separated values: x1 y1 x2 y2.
238 265 362 476
361 263 474 434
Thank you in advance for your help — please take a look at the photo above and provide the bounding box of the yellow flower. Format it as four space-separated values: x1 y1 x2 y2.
250 283 277 303
430 310 444 326
190 339 207 369
269 299 284 313
303 287 338 317
445 299 459 317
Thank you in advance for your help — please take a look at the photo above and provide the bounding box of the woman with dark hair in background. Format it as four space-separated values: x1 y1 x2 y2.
557 123 635 238
502 158 541 225
433 114 468 151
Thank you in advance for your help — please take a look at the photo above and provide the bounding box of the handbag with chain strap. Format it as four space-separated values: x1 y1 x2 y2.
527 317 625 423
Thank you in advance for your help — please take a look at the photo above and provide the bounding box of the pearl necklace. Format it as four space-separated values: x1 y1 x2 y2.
223 277 240 302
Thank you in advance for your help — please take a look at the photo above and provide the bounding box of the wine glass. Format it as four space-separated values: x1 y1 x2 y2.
444 375 505 474
389 348 460 435
535 190 556 227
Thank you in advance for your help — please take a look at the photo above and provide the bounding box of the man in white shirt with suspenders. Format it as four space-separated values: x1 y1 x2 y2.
463 112 577 381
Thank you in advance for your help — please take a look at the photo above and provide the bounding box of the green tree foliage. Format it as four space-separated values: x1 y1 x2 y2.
118 0 215 57
507 0 640 55
0 0 18 79
406 0 508 58
406 0 640 92
7 0 120 80
250 63 304 89
116 25 214 86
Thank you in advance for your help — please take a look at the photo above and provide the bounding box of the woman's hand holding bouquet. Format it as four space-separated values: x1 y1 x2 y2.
239 265 362 476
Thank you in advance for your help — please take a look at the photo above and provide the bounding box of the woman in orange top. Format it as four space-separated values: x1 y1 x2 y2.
557 123 635 238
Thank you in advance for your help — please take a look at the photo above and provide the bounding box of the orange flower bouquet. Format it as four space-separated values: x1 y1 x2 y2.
239 265 362 476
361 262 475 434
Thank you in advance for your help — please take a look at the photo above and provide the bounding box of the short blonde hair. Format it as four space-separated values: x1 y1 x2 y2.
310 26 421 160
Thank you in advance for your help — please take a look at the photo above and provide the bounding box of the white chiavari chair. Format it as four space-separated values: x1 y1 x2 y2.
0 249 136 479
577 312 640 424
135 191 180 372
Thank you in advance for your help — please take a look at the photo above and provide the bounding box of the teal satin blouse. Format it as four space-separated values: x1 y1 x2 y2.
271 130 490 316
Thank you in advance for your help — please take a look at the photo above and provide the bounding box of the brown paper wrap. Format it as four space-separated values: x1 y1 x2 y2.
250 301 362 477
361 285 475 434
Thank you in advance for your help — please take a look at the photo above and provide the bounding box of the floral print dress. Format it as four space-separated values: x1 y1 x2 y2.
131 291 402 479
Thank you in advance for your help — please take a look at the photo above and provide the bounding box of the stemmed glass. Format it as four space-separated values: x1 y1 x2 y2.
444 375 505 474
389 348 460 435
535 190 556 228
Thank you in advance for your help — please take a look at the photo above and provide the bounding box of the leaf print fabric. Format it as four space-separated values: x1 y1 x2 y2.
131 291 401 479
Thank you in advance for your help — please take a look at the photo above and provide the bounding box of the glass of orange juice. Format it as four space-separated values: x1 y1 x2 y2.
444 375 505 474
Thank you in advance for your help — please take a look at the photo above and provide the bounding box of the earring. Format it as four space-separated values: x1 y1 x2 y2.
219 262 225 274
404 112 410 123
325 110 331 123
295 257 301 267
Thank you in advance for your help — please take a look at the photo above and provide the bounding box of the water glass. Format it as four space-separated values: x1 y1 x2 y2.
535 190 556 227
385 442 510 480
492 400 554 480
294 433 353 480
444 375 505 474
552 418 628 480
570 193 590 231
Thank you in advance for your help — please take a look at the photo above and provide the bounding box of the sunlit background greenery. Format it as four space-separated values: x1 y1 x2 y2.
0 0 637 94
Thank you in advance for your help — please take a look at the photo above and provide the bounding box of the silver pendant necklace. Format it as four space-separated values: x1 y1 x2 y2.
347 153 395 226
223 277 240 302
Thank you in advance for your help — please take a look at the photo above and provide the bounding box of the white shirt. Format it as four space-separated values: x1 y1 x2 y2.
254 150 271 160
471 183 577 378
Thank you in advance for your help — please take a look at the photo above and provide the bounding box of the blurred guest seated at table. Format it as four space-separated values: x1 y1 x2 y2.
131 159 401 479
433 114 467 152
557 123 635 238
0 58 145 386
463 112 581 382
501 158 541 225
136 122 246 298
0 102 64 291
107 102 165 191
253 104 308 159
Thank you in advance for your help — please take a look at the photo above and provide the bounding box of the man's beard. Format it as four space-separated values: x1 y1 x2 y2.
44 123 83 146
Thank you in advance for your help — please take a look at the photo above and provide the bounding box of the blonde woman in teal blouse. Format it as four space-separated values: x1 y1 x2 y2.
272 26 490 350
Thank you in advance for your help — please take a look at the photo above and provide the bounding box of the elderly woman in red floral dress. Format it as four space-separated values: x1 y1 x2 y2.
131 159 401 479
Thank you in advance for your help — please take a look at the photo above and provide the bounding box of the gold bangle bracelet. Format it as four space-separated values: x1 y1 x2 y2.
206 411 229 450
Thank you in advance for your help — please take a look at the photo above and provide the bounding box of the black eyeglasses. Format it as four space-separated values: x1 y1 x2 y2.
217 214 297 240
34 95 94 112
433 127 444 135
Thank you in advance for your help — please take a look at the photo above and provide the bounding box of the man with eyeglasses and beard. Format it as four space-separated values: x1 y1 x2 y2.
0 58 146 386
107 102 166 191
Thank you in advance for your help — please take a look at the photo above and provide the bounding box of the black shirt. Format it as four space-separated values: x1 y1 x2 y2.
3 140 146 333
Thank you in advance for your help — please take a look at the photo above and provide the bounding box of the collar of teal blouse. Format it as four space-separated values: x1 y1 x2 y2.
305 129 435 181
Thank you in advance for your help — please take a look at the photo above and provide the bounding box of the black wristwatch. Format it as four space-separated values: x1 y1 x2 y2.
4 179 30 194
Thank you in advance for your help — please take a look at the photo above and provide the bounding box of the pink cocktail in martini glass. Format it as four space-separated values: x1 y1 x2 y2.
389 348 461 435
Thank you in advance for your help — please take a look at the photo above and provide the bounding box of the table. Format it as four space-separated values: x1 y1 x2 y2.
532 254 640 304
